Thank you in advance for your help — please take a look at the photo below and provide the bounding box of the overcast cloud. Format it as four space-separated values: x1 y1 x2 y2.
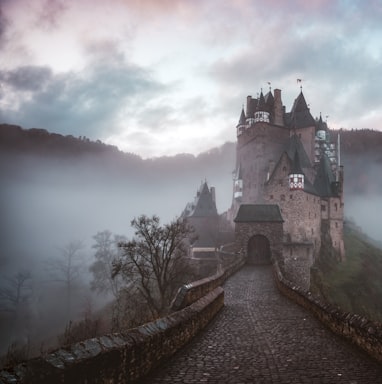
0 0 382 157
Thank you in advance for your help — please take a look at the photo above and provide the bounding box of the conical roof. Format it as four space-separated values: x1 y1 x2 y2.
291 91 309 113
256 91 266 111
183 181 218 218
316 114 328 131
237 107 246 127
286 91 316 129
314 155 336 197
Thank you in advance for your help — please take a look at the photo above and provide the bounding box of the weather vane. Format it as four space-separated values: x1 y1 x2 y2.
297 78 303 91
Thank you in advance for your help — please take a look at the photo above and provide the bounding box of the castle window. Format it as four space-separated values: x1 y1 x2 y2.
311 228 314 235
321 205 326 211
270 195 274 200
335 222 338 228
279 180 283 186
335 203 338 211
290 195 293 200
281 194 285 201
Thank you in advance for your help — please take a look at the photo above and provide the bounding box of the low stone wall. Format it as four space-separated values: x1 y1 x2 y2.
0 287 224 384
172 254 245 310
273 262 382 363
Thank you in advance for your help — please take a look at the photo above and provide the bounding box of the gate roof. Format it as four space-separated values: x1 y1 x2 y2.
234 204 284 223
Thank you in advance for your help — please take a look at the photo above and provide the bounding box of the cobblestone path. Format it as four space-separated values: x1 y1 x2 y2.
139 266 382 383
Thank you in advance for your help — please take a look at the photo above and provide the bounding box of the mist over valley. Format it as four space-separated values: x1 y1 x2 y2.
1 124 382 358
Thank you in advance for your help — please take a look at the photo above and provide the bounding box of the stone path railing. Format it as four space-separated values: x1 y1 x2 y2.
0 252 244 384
273 261 382 363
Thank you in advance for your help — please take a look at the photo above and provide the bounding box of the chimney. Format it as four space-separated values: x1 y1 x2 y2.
273 89 284 126
246 95 253 117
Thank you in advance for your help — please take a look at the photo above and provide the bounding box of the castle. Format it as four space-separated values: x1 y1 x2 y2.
182 86 344 289
228 86 345 288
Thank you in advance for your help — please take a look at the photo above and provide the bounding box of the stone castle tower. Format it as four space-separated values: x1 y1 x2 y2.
229 86 345 289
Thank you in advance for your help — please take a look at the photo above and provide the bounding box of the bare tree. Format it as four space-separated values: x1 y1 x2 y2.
0 271 33 361
113 215 195 318
89 230 124 298
46 240 84 320
0 271 32 314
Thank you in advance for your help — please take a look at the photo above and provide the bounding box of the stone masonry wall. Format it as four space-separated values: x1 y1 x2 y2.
264 160 321 253
282 244 313 290
0 288 224 384
235 222 283 262
237 122 289 203
273 262 382 364
1 253 245 384
171 254 245 310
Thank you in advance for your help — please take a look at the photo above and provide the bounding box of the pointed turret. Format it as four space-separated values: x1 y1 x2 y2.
182 181 218 218
238 107 246 126
237 107 246 136
256 90 266 111
291 91 309 113
264 91 274 113
287 91 316 129
254 90 270 123
313 155 338 197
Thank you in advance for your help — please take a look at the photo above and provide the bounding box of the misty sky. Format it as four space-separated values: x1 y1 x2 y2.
1 0 382 158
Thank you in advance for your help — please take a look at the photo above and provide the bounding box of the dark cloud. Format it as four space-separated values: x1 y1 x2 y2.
0 65 52 91
0 59 165 139
207 18 382 128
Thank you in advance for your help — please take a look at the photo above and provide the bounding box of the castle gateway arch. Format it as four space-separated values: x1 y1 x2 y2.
247 234 271 264
234 204 284 265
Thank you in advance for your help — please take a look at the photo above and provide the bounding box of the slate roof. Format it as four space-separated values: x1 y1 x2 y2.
264 90 274 104
314 154 337 197
237 108 246 127
290 150 304 175
285 91 316 129
234 204 284 223
182 182 218 218
316 114 328 132
284 134 312 169
256 91 266 111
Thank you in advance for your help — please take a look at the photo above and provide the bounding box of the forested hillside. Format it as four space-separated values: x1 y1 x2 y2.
1 123 382 358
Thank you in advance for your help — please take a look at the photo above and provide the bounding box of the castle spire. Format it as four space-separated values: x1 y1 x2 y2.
236 106 246 136
254 90 270 123
237 107 246 126
256 90 266 111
